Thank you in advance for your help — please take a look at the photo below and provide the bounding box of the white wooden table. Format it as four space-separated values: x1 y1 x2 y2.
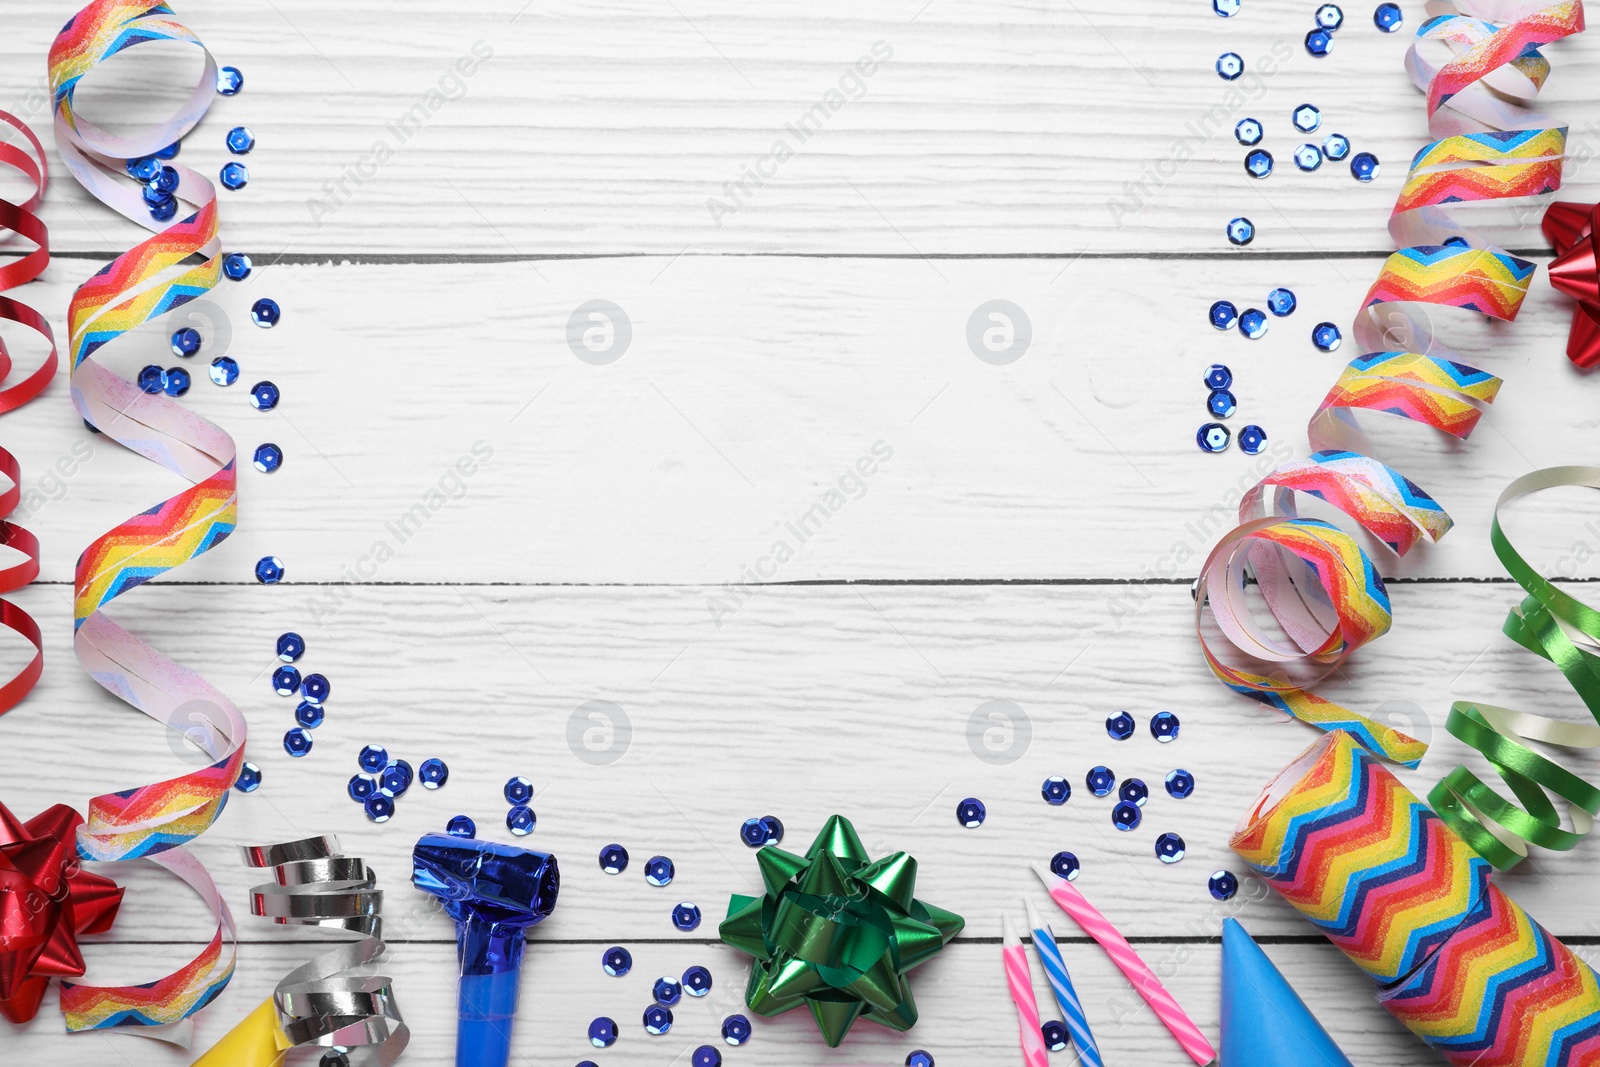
5 2 1600 1064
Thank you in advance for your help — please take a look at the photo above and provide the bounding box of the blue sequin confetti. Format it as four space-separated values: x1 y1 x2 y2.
1374 2 1404 31
504 776 534 804
446 814 476 838
217 66 244 95
588 1017 618 1048
672 902 702 931
507 805 536 836
1049 850 1080 881
653 976 683 1006
209 356 240 386
223 252 253 280
1312 321 1343 351
1207 389 1237 419
151 165 179 195
1156 832 1187 863
249 381 280 411
907 1053 934 1067
348 774 376 802
1210 869 1240 900
1316 3 1344 29
251 298 281 327
137 365 166 394
164 367 191 397
283 727 312 757
1209 301 1238 331
141 183 170 209
234 762 262 792
1238 308 1268 338
721 1014 752 1046
1234 117 1262 146
1213 0 1241 13
1041 775 1071 805
1112 800 1142 831
364 794 394 823
1198 423 1231 453
740 817 770 846
1226 216 1254 246
1106 710 1135 740
692 1046 722 1067
295 701 324 729
253 443 283 473
1293 104 1321 133
1294 143 1323 172
420 757 449 789
1216 52 1243 80
301 673 330 704
219 162 248 190
757 814 784 844
126 156 160 181
1240 424 1268 455
644 1005 673 1035
380 760 412 798
1267 287 1297 316
156 141 180 160
1086 766 1115 796
1151 710 1181 741
1204 363 1232 390
1305 28 1333 56
600 844 630 875
1322 133 1350 161
226 126 255 154
683 965 713 996
1119 778 1149 807
1350 151 1380 182
171 327 202 357
358 745 388 773
1041 1021 1068 1052
148 196 176 223
603 946 633 977
1165 768 1197 799
272 666 300 695
645 855 675 886
277 632 304 661
957 797 985 828
1245 148 1273 178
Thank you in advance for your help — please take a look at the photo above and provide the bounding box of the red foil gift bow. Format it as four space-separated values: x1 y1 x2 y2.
1542 200 1600 367
0 803 123 1024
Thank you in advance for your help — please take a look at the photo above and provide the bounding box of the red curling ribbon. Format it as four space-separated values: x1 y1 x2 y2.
1542 200 1600 368
0 802 123 1024
0 109 54 717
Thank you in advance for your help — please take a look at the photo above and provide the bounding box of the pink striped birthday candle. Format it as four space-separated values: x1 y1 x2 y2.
1001 913 1050 1067
1032 863 1217 1066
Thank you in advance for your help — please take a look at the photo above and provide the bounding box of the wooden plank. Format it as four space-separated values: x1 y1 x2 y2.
3 582 1598 943
4 254 1599 586
4 0 1600 254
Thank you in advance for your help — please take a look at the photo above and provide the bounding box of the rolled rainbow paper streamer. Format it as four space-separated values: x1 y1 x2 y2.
1025 899 1104 1067
1031 864 1217 1066
1230 730 1490 985
1001 914 1050 1067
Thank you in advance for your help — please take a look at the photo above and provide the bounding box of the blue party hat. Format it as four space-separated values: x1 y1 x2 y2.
1221 918 1353 1067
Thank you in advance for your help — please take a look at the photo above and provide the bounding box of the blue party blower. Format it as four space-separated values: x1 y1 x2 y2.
412 833 560 1067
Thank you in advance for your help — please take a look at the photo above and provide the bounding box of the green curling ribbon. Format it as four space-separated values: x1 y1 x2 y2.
1431 467 1600 871
718 813 964 1047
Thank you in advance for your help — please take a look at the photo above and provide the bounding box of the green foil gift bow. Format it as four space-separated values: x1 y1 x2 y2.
718 814 964 1047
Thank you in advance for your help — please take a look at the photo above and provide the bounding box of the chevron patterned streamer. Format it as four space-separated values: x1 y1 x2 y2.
1197 0 1583 766
46 0 243 1040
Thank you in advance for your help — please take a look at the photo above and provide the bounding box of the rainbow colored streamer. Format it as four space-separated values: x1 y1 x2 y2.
47 0 242 1040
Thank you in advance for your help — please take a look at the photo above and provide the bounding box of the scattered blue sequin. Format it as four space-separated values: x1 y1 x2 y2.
957 797 986 828
446 814 476 838
1305 28 1333 56
1204 363 1232 390
223 252 253 280
219 162 249 190
505 776 534 804
141 182 171 209
420 757 449 789
364 794 394 823
1312 321 1343 351
1207 388 1237 419
1322 133 1351 161
1293 104 1321 133
301 673 330 704
156 141 180 160
170 327 202 357
226 126 255 154
758 814 784 844
252 299 281 328
1226 216 1254 246
1112 800 1142 831
1086 766 1115 796
277 632 304 661
1198 422 1231 453
250 381 280 411
1106 710 1135 740
1350 151 1380 182
683 965 713 997
1234 117 1262 146
209 356 240 386
217 66 245 95
1209 301 1238 331
272 662 300 697
295 701 324 729
600 844 630 874
380 760 412 798
234 761 262 792
653 976 683 1006
1213 0 1241 15
1245 148 1273 178
283 727 312 757
1041 1020 1068 1052
1210 869 1239 900
150 165 180 196
740 817 773 846
164 367 191 397
1216 52 1244 80
907 1053 934 1067
672 902 702 931
1294 143 1323 172
644 1005 673 1035
645 855 675 886
1238 308 1267 339
137 365 166 394
507 804 536 836
126 156 161 181
1049 850 1081 881
1150 710 1180 742
721 1014 752 1046
148 195 177 223
588 1017 618 1048
1267 287 1297 316
1156 832 1187 863
1119 778 1149 807
358 745 388 773
1374 2 1404 32
1166 768 1196 799
1240 424 1268 455
348 774 376 802
692 1046 722 1067
1041 775 1071 805
259 558 288 590
603 946 633 977
1316 3 1344 29
253 443 283 473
